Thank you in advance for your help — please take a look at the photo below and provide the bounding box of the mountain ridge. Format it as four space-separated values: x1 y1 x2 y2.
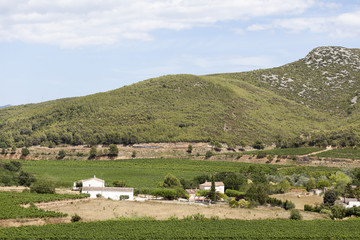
0 46 359 148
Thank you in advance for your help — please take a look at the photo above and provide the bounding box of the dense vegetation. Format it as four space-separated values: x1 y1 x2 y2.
0 191 88 219
2 219 360 239
315 148 360 160
2 47 360 147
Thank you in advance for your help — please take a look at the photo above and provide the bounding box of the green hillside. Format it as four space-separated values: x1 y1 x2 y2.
0 46 359 148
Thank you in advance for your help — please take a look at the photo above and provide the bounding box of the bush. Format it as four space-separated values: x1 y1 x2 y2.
238 199 250 208
229 199 239 208
304 204 313 211
289 209 302 220
331 204 346 219
120 195 129 200
21 148 30 156
267 197 283 207
71 214 81 222
113 181 127 187
283 200 296 210
89 146 97 159
205 151 214 158
108 144 119 156
30 181 55 194
225 189 244 197
58 150 66 159
253 140 265 150
256 152 267 159
151 188 177 200
187 144 193 153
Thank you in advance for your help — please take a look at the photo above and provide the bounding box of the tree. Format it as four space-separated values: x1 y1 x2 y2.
18 171 36 187
306 178 316 191
354 186 360 200
108 144 119 156
324 189 338 207
89 146 97 159
30 180 55 194
317 179 330 190
160 174 182 188
246 184 268 205
205 151 214 159
21 148 30 156
209 176 216 202
344 183 354 202
187 144 193 153
131 150 137 158
11 145 16 154
278 179 291 193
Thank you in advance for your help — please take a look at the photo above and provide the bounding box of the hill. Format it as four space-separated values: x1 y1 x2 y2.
0 46 359 148
0 105 11 109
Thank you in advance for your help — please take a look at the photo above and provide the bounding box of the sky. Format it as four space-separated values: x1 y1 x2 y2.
1 0 360 106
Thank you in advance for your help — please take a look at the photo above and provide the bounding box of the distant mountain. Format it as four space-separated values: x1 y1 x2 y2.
0 105 11 109
0 46 359 147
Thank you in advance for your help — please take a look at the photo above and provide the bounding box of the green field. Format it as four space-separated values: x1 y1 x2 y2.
0 192 88 219
224 147 325 156
1 219 360 239
315 149 360 160
13 158 282 188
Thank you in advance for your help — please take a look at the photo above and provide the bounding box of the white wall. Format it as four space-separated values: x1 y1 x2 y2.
82 179 104 188
199 186 224 194
83 190 134 200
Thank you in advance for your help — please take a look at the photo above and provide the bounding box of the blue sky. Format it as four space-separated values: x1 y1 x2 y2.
1 0 360 106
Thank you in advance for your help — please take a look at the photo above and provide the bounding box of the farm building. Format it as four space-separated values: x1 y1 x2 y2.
74 175 134 200
199 181 225 194
73 175 105 190
82 187 134 200
346 201 360 208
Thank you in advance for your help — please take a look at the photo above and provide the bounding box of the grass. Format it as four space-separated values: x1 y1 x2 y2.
314 148 360 160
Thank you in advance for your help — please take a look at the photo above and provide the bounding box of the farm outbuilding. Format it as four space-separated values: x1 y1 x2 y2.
73 175 105 190
199 181 225 194
74 175 134 200
82 187 134 200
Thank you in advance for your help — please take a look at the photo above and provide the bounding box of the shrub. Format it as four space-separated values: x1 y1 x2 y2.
256 152 267 159
267 197 283 207
283 200 296 210
205 151 214 158
96 193 102 198
238 199 250 208
320 208 332 217
304 204 313 211
21 148 30 156
119 195 129 200
108 144 119 156
71 214 81 222
30 181 55 194
289 209 302 220
225 189 244 197
331 204 346 219
58 150 66 159
253 140 264 150
229 199 239 208
187 144 193 153
131 150 137 158
89 146 97 159
151 188 177 200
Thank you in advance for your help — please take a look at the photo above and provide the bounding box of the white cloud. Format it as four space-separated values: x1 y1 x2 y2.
247 9 360 38
0 0 315 47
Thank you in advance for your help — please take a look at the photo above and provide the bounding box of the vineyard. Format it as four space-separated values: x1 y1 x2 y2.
315 149 360 160
0 158 340 188
0 192 88 219
1 219 360 239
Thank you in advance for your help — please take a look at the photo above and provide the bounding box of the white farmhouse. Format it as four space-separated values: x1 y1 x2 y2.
199 181 225 194
82 187 134 200
74 175 134 200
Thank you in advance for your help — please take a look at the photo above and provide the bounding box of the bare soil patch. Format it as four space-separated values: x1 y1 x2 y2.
271 193 323 210
37 198 325 221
